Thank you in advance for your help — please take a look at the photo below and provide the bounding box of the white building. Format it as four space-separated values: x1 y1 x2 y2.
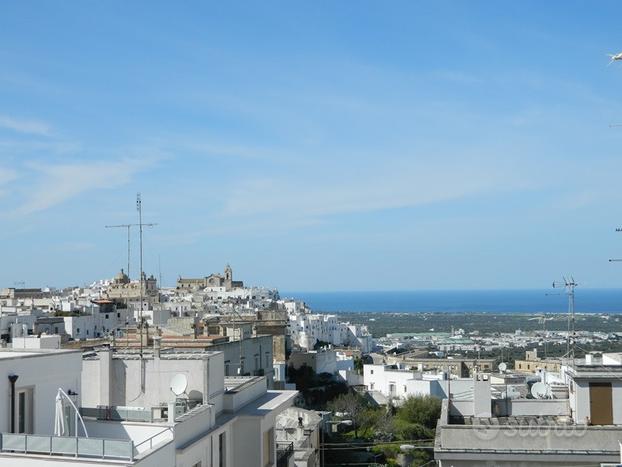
435 353 622 466
0 349 83 437
63 305 133 340
564 353 622 425
11 334 61 350
0 346 297 466
80 347 297 466
363 364 481 402
287 311 373 353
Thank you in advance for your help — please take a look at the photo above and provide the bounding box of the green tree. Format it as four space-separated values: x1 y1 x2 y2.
327 391 368 437
394 395 441 441
397 395 441 430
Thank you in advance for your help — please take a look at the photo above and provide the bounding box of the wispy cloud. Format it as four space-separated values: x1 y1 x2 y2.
222 158 528 220
0 166 18 199
0 167 17 185
16 158 156 215
56 241 96 252
0 115 52 137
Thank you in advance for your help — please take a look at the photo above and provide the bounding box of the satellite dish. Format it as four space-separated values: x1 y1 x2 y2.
170 374 188 396
531 382 548 399
498 362 507 373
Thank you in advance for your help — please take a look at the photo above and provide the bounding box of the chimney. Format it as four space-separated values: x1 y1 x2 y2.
97 348 112 406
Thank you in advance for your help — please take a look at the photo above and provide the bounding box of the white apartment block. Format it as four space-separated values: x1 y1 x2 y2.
0 346 297 466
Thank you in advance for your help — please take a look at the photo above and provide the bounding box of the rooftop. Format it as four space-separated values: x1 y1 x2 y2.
82 348 221 360
453 415 573 426
224 376 263 392
0 348 81 360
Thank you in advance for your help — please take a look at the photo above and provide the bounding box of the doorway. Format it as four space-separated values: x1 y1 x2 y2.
589 382 613 425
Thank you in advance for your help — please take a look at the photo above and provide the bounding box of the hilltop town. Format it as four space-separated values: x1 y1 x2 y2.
1 266 622 466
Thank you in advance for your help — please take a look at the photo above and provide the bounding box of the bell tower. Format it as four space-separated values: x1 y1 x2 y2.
224 264 233 289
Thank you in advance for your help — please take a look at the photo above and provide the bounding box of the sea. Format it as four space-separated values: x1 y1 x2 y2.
280 289 622 314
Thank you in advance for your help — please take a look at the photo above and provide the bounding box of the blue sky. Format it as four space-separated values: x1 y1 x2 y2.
2 1 622 291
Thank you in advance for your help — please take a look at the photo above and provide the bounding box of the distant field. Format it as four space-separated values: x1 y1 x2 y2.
331 311 621 336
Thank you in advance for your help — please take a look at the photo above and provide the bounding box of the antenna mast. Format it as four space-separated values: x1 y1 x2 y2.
137 193 144 358
552 277 577 361
105 222 158 279
105 224 132 277
158 255 162 288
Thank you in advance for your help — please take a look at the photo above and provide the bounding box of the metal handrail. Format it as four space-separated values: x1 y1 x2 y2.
134 427 173 452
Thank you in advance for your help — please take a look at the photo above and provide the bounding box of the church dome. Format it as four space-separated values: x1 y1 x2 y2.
114 269 130 284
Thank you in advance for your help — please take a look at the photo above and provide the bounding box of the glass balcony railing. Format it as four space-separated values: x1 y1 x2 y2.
0 433 134 461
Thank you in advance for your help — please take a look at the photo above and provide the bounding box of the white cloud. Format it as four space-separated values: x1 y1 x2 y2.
222 158 528 219
0 115 52 137
16 158 154 215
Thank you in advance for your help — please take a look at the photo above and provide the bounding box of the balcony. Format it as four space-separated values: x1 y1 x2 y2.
0 433 134 461
80 401 202 423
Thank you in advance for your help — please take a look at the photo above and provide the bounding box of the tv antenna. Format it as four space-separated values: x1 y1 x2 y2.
552 277 577 361
531 312 550 358
136 193 149 360
105 221 157 279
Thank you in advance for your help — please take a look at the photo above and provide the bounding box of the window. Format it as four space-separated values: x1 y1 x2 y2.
370 369 374 374
117 312 121 318
76 328 80 333
404 385 407 393
105 314 109 319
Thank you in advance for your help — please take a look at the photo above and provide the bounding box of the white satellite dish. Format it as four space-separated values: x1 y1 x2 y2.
498 362 507 373
531 382 549 399
170 374 188 396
